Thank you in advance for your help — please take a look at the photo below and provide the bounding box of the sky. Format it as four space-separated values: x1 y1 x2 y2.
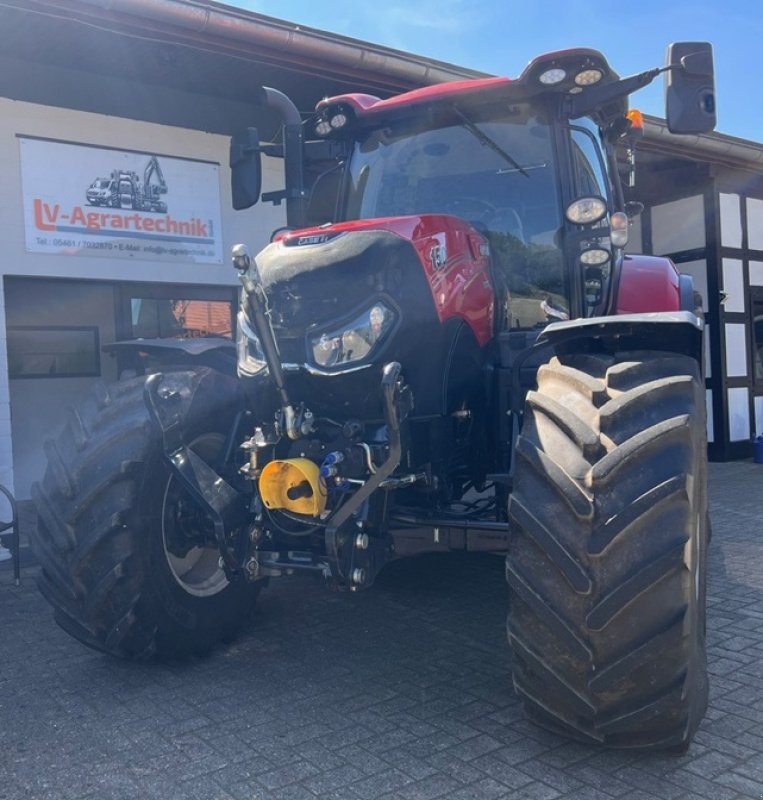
228 0 761 143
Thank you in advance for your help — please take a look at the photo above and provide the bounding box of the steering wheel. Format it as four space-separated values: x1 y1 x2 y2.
443 197 497 225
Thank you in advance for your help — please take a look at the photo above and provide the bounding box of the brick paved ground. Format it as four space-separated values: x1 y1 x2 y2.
1 462 763 800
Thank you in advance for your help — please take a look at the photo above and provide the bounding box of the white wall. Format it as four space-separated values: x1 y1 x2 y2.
651 195 705 255
5 280 120 496
0 98 286 497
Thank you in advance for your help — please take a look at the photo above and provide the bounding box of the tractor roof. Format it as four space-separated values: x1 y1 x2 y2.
315 48 622 125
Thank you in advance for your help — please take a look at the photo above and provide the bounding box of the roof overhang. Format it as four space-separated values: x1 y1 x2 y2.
2 0 761 175
642 115 763 173
0 0 484 138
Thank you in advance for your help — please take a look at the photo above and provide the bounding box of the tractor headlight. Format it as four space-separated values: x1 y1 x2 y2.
236 310 267 375
309 301 395 368
565 196 608 225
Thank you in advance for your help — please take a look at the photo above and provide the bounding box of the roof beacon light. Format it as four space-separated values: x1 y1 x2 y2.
539 67 566 86
575 68 603 86
626 108 645 138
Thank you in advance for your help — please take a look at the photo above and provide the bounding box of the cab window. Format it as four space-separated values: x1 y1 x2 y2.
569 124 610 201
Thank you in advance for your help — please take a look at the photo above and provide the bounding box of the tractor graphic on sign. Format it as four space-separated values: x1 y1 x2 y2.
86 155 168 213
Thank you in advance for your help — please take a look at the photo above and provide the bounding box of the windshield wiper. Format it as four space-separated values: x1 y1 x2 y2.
452 105 529 178
497 162 547 175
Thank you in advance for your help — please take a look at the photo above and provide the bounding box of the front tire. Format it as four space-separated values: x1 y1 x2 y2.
31 369 260 659
507 350 708 750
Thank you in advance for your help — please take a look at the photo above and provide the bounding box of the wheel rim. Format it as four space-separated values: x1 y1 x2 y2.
161 432 230 597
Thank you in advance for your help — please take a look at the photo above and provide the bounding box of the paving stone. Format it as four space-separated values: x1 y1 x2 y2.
440 778 510 800
1 462 762 800
377 745 440 780
445 733 504 761
468 753 535 789
683 749 740 779
613 765 691 799
662 769 740 800
732 752 763 784
516 761 584 794
396 774 465 800
503 782 561 800
350 767 416 799
256 760 321 790
421 754 484 786
716 769 763 797
551 789 611 800
302 764 367 794
565 764 633 796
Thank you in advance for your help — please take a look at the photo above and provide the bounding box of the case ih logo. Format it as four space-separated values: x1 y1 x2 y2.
289 231 343 247
297 234 331 246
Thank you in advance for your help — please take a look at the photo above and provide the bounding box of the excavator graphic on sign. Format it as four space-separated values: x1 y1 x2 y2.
85 155 168 212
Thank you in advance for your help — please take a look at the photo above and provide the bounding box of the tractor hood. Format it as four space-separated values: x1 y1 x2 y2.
255 215 493 346
239 215 493 418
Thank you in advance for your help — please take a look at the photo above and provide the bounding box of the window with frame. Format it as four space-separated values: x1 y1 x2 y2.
7 325 100 378
751 288 763 389
569 123 610 201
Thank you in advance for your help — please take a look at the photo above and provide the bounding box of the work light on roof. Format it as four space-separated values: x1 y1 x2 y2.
574 68 603 86
315 118 332 136
538 67 567 85
330 112 348 129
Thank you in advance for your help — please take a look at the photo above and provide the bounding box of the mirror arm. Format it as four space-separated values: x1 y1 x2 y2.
567 67 664 119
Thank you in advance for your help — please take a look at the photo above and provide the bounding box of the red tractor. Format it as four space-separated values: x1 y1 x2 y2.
32 43 716 750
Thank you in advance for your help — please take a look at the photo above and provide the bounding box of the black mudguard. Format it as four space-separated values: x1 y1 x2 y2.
538 311 704 364
103 337 237 376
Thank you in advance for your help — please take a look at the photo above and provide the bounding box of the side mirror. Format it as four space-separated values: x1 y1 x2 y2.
665 42 716 134
230 128 262 210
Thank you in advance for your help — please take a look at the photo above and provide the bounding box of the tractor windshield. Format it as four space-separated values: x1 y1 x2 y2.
342 103 566 328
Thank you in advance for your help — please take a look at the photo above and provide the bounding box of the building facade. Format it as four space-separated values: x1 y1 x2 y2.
626 129 763 460
0 0 481 498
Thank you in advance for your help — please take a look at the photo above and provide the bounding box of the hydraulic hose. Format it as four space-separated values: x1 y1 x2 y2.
233 244 299 439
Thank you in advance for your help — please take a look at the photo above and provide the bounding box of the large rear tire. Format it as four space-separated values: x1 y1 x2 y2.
30 369 260 659
507 350 708 750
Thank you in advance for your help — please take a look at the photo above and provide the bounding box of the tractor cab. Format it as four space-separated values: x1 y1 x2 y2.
232 44 715 337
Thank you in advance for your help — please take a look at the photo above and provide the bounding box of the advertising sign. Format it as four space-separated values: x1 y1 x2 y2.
20 137 223 264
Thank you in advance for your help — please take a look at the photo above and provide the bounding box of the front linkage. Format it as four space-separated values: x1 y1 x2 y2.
144 356 412 592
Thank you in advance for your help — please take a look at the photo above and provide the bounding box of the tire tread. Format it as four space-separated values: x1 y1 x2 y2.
507 350 708 750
